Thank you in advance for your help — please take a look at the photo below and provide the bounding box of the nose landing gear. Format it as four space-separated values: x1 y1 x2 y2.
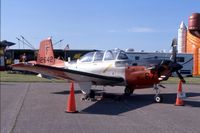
154 84 163 103
154 94 163 103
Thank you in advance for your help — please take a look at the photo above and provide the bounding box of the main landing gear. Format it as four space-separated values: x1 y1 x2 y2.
124 87 134 96
154 84 163 103
81 90 96 101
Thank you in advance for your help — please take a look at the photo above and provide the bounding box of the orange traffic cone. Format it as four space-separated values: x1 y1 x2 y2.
65 82 78 113
175 80 185 106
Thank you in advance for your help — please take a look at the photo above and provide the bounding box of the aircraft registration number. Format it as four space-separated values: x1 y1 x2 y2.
38 56 54 63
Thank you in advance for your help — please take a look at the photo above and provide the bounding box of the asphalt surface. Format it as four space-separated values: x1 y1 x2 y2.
1 82 200 133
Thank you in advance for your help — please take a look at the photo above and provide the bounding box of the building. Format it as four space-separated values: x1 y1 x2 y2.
4 47 193 76
0 40 15 70
5 49 96 65
126 51 193 77
178 13 200 76
186 13 200 76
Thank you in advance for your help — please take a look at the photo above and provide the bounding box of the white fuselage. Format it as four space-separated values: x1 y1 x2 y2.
63 50 131 95
66 60 125 79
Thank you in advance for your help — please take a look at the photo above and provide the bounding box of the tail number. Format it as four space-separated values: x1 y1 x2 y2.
39 56 54 64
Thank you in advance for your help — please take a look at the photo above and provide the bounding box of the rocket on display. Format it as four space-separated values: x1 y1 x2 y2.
178 21 187 53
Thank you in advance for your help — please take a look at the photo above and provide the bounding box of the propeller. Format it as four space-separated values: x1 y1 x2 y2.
156 38 186 83
170 38 186 83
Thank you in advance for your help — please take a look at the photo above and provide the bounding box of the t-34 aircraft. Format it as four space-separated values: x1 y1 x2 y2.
12 38 185 102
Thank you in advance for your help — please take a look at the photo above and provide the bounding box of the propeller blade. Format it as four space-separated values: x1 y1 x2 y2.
171 38 177 63
176 71 186 83
171 38 177 47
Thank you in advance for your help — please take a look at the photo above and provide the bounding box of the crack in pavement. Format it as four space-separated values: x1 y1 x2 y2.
9 83 31 133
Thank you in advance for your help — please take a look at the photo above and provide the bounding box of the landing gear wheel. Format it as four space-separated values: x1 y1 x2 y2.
124 87 134 96
89 90 95 99
81 90 96 101
81 94 89 101
154 94 163 103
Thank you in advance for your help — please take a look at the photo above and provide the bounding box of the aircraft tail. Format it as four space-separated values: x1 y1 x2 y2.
36 38 65 67
37 38 55 65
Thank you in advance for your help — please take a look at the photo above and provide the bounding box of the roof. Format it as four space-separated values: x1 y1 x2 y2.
0 40 16 47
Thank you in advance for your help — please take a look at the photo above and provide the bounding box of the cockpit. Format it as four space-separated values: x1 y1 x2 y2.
79 49 129 62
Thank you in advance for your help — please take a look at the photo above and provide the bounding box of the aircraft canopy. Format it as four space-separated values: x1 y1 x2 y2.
79 49 129 62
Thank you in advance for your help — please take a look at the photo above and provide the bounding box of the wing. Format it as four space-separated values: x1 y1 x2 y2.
12 63 124 85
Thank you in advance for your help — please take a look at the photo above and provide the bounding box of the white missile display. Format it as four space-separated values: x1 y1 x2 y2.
178 21 187 53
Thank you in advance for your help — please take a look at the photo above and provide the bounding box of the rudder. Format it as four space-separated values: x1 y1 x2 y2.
37 38 55 65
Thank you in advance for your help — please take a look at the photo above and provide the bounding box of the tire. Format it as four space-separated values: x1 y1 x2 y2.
89 90 95 98
154 95 163 103
124 87 134 96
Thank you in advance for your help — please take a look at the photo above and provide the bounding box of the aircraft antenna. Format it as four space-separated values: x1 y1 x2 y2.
16 37 21 49
16 36 35 50
20 35 36 50
53 39 64 46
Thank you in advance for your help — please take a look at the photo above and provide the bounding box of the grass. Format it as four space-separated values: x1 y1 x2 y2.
162 76 200 84
0 71 200 84
0 71 65 83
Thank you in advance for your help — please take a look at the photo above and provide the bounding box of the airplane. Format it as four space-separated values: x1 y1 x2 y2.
11 38 185 103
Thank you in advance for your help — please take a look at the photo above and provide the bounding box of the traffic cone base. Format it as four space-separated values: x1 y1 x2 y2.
65 110 79 113
65 82 78 113
65 98 78 113
175 97 184 106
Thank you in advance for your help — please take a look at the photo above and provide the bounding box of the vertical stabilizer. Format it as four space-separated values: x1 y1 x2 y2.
37 38 55 65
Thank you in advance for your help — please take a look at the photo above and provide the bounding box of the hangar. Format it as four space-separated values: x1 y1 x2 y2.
4 49 96 67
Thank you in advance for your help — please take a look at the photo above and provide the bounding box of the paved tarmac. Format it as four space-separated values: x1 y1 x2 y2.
1 82 200 133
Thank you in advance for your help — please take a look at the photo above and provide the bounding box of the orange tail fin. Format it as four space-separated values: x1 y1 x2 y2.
37 38 55 65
